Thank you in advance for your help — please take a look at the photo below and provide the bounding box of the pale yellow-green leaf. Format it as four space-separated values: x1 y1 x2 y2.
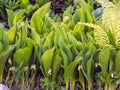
0 42 3 52
41 47 55 77
99 47 111 73
13 47 31 67
32 30 41 45
30 14 43 33
30 3 50 33
20 0 30 8
115 51 120 72
7 26 16 44
64 59 80 84
52 53 62 81
31 3 50 19
44 30 54 48
13 10 24 25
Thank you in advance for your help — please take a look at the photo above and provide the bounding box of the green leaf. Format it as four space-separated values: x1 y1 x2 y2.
99 47 111 73
36 0 43 5
85 10 93 23
0 42 3 52
87 33 95 44
26 38 35 57
67 32 80 55
79 0 93 13
58 36 73 62
54 26 68 48
13 10 24 25
60 49 69 68
20 23 27 48
30 3 50 33
86 56 93 82
0 24 8 46
0 24 4 41
73 23 84 40
0 45 16 82
2 30 9 46
115 51 120 72
13 47 31 67
25 4 38 14
31 30 41 45
52 53 62 81
72 9 80 24
30 14 43 33
44 30 54 48
79 66 85 88
7 26 16 44
6 9 15 27
27 38 35 51
31 2 50 19
20 0 30 8
64 59 80 84
41 47 55 77
88 0 93 7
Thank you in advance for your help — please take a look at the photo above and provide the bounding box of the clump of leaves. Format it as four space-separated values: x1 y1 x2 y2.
41 77 60 89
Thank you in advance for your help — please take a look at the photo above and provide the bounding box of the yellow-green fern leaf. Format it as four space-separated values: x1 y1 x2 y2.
102 2 117 36
99 1 120 47
78 22 109 47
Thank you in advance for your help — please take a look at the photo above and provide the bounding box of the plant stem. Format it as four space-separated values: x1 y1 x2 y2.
70 78 72 90
72 82 75 90
0 67 4 82
108 84 114 90
46 86 49 90
9 77 14 89
104 84 108 90
88 82 92 90
88 86 91 90
21 72 24 85
5 71 10 84
70 78 75 90
83 86 85 90
66 83 69 90
52 87 54 90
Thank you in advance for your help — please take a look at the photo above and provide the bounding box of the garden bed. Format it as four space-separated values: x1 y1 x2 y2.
0 0 120 90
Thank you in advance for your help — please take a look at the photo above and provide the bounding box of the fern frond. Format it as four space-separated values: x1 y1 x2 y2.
78 22 109 46
115 24 120 47
102 2 117 33
101 1 120 47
